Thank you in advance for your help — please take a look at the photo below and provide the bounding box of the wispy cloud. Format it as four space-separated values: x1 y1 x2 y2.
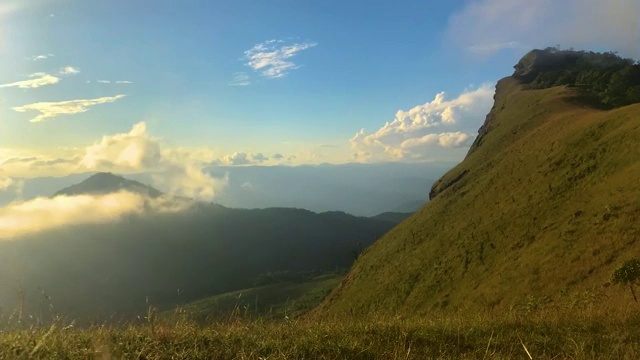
12 95 126 123
467 41 529 55
244 40 317 78
96 80 133 84
0 73 60 89
29 54 54 61
59 66 80 75
447 0 639 58
229 72 251 86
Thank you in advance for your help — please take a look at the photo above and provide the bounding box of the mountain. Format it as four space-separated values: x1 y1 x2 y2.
318 49 640 317
1 163 450 216
53 172 163 198
0 176 396 323
204 163 450 216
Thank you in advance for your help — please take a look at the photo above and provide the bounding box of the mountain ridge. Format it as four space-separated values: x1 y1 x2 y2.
53 172 163 198
318 49 640 317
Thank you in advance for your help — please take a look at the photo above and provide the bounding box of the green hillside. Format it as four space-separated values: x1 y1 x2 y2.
319 51 640 317
169 274 343 322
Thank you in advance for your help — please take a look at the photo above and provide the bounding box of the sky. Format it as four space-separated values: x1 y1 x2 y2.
0 0 638 192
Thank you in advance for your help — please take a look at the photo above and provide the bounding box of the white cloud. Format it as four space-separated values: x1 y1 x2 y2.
0 192 188 239
448 0 640 58
115 80 133 84
220 152 251 166
245 40 317 78
81 122 226 200
97 80 111 84
229 72 251 86
12 95 126 122
0 73 60 89
218 152 274 165
350 85 495 162
59 66 80 75
29 54 54 61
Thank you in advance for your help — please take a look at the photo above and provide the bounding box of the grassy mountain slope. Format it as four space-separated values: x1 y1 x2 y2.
169 274 343 322
319 74 640 316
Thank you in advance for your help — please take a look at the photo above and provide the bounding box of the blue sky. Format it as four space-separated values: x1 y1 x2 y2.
0 0 638 181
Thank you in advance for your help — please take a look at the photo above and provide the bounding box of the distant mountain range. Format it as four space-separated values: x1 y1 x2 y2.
0 162 449 216
0 172 402 322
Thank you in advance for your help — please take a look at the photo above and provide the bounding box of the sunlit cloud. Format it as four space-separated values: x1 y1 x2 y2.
12 95 126 123
0 192 189 239
115 80 133 84
0 73 60 89
244 39 317 78
229 72 251 86
447 0 640 58
82 122 226 200
59 66 80 75
350 85 495 162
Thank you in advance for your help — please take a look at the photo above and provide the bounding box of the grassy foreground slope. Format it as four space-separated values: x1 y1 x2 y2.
319 74 640 316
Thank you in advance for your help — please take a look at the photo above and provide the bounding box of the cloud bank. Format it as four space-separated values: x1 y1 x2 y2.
245 40 317 78
448 0 640 58
0 192 187 239
350 85 495 162
12 95 126 122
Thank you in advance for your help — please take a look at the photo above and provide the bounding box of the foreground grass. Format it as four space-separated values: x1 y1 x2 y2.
2 308 640 360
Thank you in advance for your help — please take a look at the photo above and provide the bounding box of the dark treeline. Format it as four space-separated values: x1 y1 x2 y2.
515 48 640 108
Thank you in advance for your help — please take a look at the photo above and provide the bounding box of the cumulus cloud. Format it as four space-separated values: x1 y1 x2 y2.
448 0 640 58
0 73 60 89
0 192 188 239
115 80 133 84
229 72 251 86
245 40 317 78
59 66 80 75
81 122 225 200
12 95 126 122
350 85 494 162
97 80 111 84
218 152 274 165
272 153 284 160
221 152 251 166
251 153 269 163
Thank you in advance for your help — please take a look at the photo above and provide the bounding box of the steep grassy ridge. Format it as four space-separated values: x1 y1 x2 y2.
320 77 640 316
